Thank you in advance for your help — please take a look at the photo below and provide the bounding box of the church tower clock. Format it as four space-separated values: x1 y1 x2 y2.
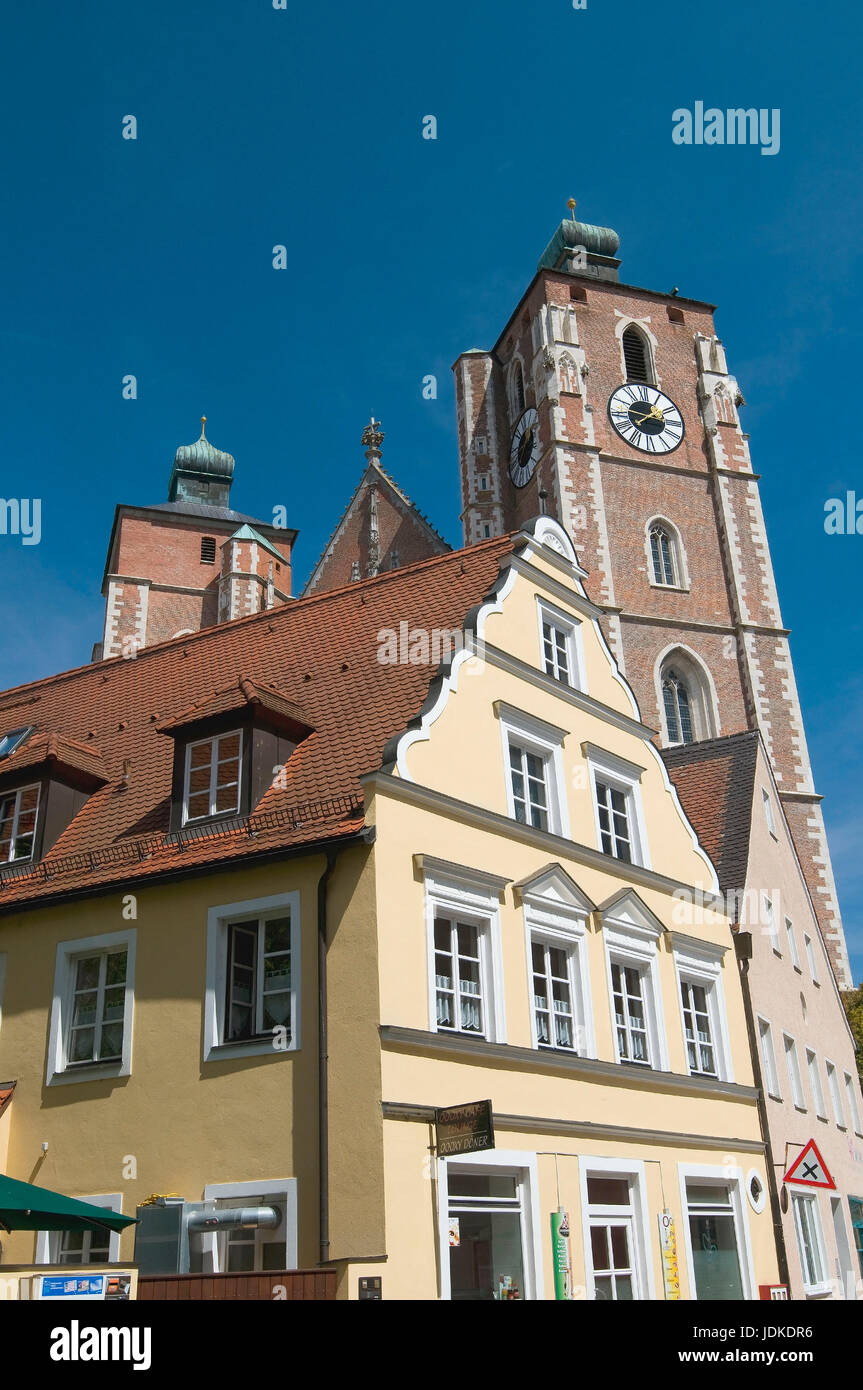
453 209 852 988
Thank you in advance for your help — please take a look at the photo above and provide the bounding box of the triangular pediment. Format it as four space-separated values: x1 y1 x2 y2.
597 887 665 938
512 863 596 915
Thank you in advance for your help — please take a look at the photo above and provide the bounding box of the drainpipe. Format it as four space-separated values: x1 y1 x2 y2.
318 847 338 1267
734 929 791 1289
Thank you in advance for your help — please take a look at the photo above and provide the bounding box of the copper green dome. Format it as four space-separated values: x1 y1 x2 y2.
168 417 235 506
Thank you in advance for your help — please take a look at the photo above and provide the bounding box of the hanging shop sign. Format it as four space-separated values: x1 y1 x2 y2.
434 1100 495 1157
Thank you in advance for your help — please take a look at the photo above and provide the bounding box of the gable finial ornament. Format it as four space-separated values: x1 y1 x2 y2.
362 415 385 464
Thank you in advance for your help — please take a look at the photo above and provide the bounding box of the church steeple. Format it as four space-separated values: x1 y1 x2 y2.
168 416 236 507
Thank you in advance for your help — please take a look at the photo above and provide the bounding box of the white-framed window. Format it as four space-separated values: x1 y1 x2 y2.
47 930 136 1086
497 704 568 838
845 1072 863 1136
585 745 649 868
763 788 777 837
35 1195 123 1265
602 893 667 1070
0 782 40 862
424 865 505 1044
784 1034 806 1110
825 1061 845 1128
804 933 820 985
764 895 781 955
536 599 584 690
204 892 300 1062
579 1158 653 1301
806 1049 828 1120
183 729 243 823
518 865 595 1058
785 917 801 970
791 1192 830 1295
672 935 733 1081
757 1016 781 1099
437 1149 543 1300
679 1166 756 1300
193 1179 298 1275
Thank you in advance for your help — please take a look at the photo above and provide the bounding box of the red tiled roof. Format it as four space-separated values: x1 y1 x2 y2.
154 677 312 737
0 534 516 908
662 731 760 900
0 1081 15 1117
0 732 108 787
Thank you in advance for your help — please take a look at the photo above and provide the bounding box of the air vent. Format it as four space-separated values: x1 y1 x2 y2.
622 327 651 383
200 536 216 564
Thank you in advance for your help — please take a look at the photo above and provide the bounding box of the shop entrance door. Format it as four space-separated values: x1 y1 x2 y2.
447 1169 527 1301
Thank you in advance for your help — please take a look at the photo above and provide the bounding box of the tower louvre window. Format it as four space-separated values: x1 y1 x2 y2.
510 361 526 418
622 327 652 384
201 536 217 564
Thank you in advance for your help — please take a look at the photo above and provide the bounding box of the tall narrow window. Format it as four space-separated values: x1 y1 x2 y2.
509 742 549 831
611 962 650 1064
622 326 652 384
806 1050 827 1119
225 915 293 1043
784 1035 806 1109
66 948 128 1065
531 939 577 1051
804 933 819 985
785 918 801 970
184 730 243 823
586 1174 642 1300
845 1073 863 1135
758 1017 781 1098
650 524 676 586
595 781 633 861
826 1061 845 1127
680 980 717 1076
510 361 525 418
685 1183 746 1300
762 788 777 836
662 670 694 745
434 917 485 1036
541 621 571 685
792 1193 828 1293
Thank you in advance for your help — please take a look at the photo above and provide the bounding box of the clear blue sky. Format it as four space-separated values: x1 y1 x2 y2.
1 1 860 980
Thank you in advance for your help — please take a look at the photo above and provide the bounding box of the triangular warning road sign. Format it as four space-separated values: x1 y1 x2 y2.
783 1139 835 1189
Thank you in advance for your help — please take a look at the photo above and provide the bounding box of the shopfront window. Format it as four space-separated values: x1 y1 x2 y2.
446 1170 527 1300
850 1197 863 1278
685 1182 745 1299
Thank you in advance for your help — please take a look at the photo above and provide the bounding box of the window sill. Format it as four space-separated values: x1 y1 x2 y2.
772 949 782 959
48 1061 129 1087
204 1036 297 1063
793 1105 808 1114
648 582 690 595
793 965 802 974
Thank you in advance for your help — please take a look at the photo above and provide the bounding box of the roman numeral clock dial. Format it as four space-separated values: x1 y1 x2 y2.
607 384 684 454
509 407 541 488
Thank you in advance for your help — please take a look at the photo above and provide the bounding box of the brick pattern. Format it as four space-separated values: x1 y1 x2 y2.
454 265 852 986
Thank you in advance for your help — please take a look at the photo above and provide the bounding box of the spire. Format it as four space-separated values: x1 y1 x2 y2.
361 416 384 466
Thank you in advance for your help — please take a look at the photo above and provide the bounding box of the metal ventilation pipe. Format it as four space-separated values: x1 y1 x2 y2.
186 1206 280 1233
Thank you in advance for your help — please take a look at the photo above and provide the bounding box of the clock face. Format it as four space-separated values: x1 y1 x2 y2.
509 408 541 488
607 384 685 454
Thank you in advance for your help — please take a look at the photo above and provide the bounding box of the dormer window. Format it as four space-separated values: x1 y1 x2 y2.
0 783 40 862
0 726 33 760
183 731 243 823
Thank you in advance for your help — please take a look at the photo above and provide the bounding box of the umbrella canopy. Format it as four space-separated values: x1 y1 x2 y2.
0 1173 138 1234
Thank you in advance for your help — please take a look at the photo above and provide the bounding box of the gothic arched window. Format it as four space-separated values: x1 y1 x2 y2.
622 326 652 384
662 668 694 745
650 523 677 586
510 360 526 419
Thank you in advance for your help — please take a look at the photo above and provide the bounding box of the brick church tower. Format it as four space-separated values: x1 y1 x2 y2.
98 419 296 659
453 210 852 987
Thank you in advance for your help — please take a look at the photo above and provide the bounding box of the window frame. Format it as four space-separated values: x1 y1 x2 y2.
806 1048 828 1121
204 892 301 1062
672 934 733 1082
783 1032 807 1111
825 1060 845 1129
497 705 569 839
436 1148 543 1301
791 1191 830 1296
578 1155 654 1301
757 1015 781 1100
764 895 781 956
0 781 41 863
182 728 244 826
199 1179 298 1275
522 888 594 1058
585 745 650 869
803 932 820 986
678 1164 757 1301
844 1072 863 1137
47 930 136 1086
601 901 668 1071
535 598 584 691
785 917 801 971
424 866 506 1045
35 1194 124 1266
224 914 295 1046
762 788 777 838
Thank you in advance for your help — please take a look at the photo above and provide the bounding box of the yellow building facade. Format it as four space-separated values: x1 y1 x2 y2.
0 518 780 1298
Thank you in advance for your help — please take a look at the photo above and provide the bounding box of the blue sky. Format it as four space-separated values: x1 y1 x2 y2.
1 0 861 979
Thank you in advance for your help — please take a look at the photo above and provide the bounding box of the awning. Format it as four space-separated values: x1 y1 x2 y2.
0 1173 138 1234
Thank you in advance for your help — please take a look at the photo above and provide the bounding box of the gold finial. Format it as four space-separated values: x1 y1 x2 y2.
567 198 577 221
200 415 207 438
